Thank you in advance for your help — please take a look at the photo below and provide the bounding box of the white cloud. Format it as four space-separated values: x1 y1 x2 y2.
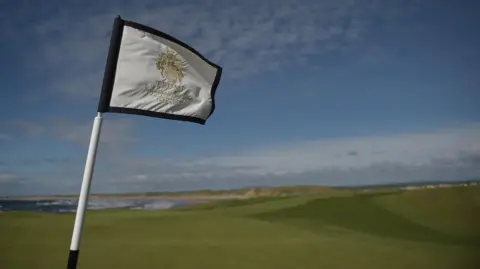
184 123 480 175
133 174 148 181
13 0 422 99
9 120 44 137
2 116 138 152
59 123 480 188
2 122 479 196
50 117 137 150
0 173 17 183
0 133 10 142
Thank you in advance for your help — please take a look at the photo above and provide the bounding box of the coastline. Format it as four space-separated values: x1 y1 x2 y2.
0 194 247 203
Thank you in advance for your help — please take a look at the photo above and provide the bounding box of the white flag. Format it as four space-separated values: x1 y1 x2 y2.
98 17 222 125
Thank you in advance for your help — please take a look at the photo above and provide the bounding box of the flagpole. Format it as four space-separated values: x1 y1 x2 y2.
65 15 123 269
67 112 103 269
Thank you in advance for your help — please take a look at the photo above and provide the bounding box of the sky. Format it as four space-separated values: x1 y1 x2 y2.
0 0 479 196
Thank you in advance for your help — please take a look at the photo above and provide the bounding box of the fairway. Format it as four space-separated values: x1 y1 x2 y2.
1 186 479 269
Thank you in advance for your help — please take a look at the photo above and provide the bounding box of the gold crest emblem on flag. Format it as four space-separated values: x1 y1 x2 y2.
137 47 193 105
156 48 186 88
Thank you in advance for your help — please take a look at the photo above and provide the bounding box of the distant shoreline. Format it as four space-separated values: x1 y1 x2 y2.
1 180 478 202
0 194 248 202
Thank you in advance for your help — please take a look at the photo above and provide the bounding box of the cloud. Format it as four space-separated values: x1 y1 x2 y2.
34 123 480 194
2 116 479 196
0 173 17 183
119 123 479 188
9 0 423 100
0 173 80 197
50 117 137 152
9 120 45 137
3 115 137 148
133 174 148 181
0 133 10 142
0 174 27 196
184 123 480 176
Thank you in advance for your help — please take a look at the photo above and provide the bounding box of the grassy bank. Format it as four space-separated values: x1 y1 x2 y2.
1 186 479 269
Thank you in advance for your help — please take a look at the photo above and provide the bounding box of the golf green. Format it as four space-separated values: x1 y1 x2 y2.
1 186 479 269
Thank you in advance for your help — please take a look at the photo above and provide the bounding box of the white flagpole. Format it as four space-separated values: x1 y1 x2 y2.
65 15 123 269
67 112 103 269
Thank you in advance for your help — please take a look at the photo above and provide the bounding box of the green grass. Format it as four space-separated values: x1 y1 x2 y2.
1 186 479 269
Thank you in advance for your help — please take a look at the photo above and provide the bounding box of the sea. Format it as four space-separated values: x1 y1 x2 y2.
0 198 197 214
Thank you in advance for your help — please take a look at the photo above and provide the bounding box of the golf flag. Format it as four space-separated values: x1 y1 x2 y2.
97 16 222 125
66 16 222 269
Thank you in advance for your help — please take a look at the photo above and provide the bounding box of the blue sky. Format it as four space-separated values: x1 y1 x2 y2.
1 0 479 196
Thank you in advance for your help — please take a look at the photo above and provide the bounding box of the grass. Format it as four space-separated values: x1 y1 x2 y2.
1 186 479 269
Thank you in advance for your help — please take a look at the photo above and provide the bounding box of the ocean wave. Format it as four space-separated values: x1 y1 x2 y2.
87 199 135 210
0 198 187 213
36 200 74 206
131 200 176 210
